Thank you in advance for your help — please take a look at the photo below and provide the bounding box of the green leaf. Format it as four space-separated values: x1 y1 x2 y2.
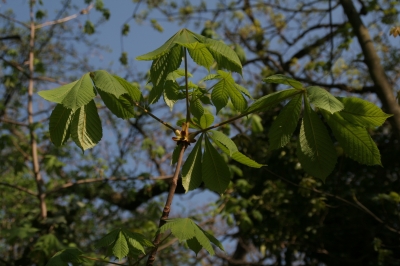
38 73 95 111
250 114 263 133
178 42 214 70
92 70 127 98
306 86 344 113
136 29 188 60
192 31 242 74
199 113 214 128
182 135 203 192
202 135 231 193
202 230 224 251
190 98 204 119
231 151 264 168
322 110 382 165
210 131 264 168
95 229 119 249
246 89 303 113
158 218 220 255
209 130 237 156
297 98 337 181
268 94 302 150
211 81 229 114
235 83 252 99
263 74 303 90
112 231 129 260
49 104 74 146
112 75 142 102
98 91 135 119
337 97 392 127
171 145 182 165
148 84 164 104
46 248 84 266
70 100 102 151
187 238 202 255
150 44 182 87
166 68 193 81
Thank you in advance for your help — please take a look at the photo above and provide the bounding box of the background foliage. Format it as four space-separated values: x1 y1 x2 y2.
1 0 400 265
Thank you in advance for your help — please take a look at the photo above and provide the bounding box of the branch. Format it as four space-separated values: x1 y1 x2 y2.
35 4 94 29
0 13 29 28
0 182 37 196
133 101 177 132
146 143 187 266
47 175 173 195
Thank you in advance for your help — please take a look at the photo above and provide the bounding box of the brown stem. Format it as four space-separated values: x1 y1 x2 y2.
146 143 188 266
0 182 37 197
28 0 47 219
184 48 191 122
133 101 177 132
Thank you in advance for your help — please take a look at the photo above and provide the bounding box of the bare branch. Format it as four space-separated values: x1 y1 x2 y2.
35 4 94 29
0 182 37 197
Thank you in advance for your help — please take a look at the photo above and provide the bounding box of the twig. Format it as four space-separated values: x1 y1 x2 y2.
352 193 400 234
133 101 177 132
47 175 173 194
35 4 94 29
0 117 28 127
146 143 188 266
0 13 29 28
0 182 37 197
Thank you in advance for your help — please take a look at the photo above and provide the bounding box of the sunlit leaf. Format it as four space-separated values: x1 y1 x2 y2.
297 98 336 181
263 74 303 90
246 89 303 113
322 110 382 165
306 86 343 114
70 100 102 151
199 113 214 128
38 73 95 111
92 70 127 98
150 44 182 87
337 97 392 127
49 104 74 146
98 91 135 119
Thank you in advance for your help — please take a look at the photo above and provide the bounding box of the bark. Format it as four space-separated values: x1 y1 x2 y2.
340 0 400 138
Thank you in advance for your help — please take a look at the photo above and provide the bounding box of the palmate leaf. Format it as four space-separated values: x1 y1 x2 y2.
70 100 102 152
49 104 74 146
148 84 164 104
92 70 127 98
210 130 264 168
98 90 135 119
182 135 203 192
263 74 303 90
337 97 392 127
199 113 214 128
166 68 193 81
269 94 302 150
38 73 95 111
211 71 247 113
95 228 152 260
190 31 242 74
158 218 223 256
190 98 204 119
177 42 214 70
46 248 85 266
136 29 187 60
202 135 231 193
112 75 142 102
322 110 382 165
113 231 129 260
297 98 337 181
246 88 303 113
150 44 182 87
306 86 344 114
